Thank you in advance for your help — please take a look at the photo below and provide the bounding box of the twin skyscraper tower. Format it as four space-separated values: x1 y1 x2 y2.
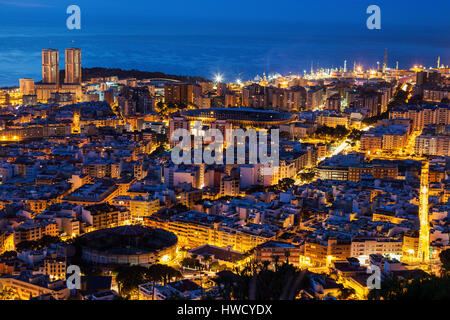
42 48 82 85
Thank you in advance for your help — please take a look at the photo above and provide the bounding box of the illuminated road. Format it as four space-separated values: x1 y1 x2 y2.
330 140 350 157
294 125 372 186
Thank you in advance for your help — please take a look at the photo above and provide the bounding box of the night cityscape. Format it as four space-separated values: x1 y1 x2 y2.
0 0 449 307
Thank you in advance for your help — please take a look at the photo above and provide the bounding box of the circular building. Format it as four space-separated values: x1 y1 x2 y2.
181 107 294 127
79 225 178 265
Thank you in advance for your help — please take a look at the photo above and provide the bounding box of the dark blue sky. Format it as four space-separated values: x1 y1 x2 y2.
0 0 449 34
0 0 448 86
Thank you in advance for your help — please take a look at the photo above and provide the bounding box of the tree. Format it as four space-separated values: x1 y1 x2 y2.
39 235 62 248
214 270 238 300
16 235 62 252
284 250 291 265
214 262 307 300
348 129 362 142
0 288 15 300
279 178 295 192
338 287 355 300
314 125 349 140
210 261 228 272
180 257 201 270
397 275 450 299
149 145 166 157
368 272 450 300
0 251 17 260
114 265 150 299
273 255 280 269
155 101 168 117
202 255 213 271
147 264 182 285
299 171 315 183
268 178 295 192
15 241 39 252
367 274 405 300
363 84 409 125
439 249 450 275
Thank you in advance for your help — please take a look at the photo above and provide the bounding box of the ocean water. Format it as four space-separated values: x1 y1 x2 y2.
0 23 449 87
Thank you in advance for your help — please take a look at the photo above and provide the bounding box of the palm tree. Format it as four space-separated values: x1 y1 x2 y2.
284 250 291 265
148 264 182 285
215 261 307 300
214 270 237 300
180 257 201 270
202 255 212 271
273 255 280 271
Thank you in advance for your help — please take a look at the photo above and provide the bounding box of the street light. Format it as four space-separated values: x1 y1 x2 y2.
214 73 223 83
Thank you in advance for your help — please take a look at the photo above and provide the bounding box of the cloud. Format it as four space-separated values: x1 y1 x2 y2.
0 1 54 8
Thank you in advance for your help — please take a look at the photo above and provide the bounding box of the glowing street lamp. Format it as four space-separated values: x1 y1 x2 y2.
214 73 223 83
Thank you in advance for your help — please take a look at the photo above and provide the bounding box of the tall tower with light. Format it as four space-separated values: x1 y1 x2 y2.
417 160 430 264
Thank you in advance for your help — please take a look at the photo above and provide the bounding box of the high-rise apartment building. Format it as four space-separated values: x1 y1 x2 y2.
65 48 82 84
42 49 59 84
164 83 202 105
